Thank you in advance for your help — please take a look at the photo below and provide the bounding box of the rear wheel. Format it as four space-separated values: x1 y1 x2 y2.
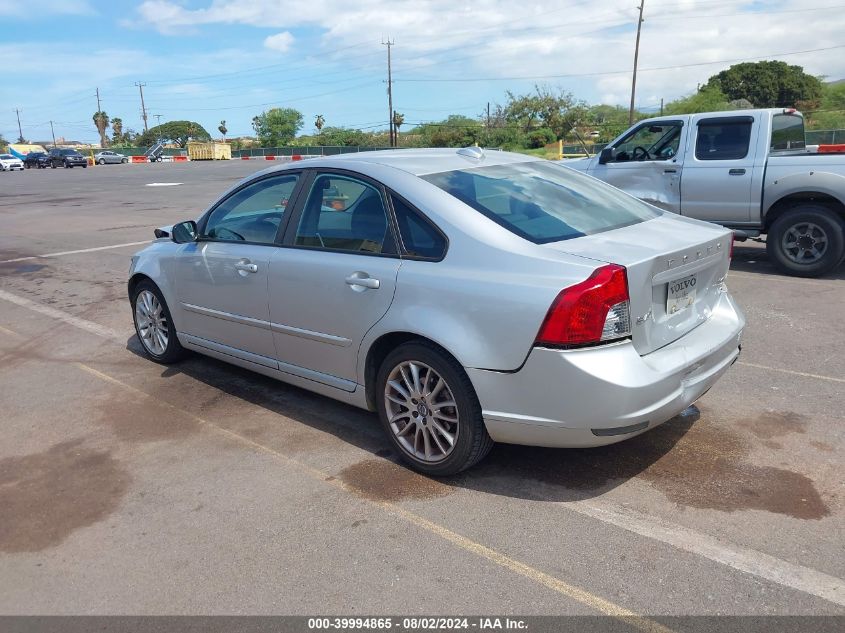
98 158 105 165
131 280 186 364
376 341 493 476
767 205 845 277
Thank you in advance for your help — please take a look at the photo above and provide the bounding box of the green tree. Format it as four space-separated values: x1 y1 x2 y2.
0 132 8 150
411 115 483 147
136 120 210 148
664 85 732 114
218 120 227 139
110 117 123 143
705 61 823 108
502 85 586 139
252 108 304 147
93 111 110 147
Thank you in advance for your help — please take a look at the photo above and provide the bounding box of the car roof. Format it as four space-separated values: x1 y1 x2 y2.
285 148 538 176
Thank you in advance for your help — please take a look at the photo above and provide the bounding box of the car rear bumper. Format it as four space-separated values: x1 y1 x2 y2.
467 291 744 448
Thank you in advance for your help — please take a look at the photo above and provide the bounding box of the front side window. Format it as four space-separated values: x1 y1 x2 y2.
610 122 683 162
695 118 752 160
295 174 393 254
771 114 806 151
423 161 660 244
203 174 299 244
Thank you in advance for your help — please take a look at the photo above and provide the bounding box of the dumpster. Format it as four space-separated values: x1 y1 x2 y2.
187 142 232 160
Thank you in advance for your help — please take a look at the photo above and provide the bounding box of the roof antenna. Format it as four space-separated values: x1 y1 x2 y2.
457 146 484 160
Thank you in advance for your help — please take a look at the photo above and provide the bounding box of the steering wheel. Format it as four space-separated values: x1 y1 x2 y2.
212 227 246 241
631 146 651 160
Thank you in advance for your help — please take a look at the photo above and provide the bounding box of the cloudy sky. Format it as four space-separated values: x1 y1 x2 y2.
1 0 843 143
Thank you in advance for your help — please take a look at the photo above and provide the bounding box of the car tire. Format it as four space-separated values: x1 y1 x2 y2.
98 159 105 165
131 280 187 364
767 205 845 277
376 341 493 476
82 164 87 168
121 158 128 164
50 161 56 168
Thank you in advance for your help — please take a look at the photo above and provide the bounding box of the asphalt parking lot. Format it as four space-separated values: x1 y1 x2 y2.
0 162 843 621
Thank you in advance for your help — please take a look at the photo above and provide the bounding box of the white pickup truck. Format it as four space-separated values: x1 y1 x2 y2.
565 108 845 277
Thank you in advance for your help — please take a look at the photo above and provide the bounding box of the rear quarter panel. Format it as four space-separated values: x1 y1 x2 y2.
763 155 845 217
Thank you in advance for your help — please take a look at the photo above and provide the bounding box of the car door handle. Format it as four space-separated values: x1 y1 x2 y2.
234 260 258 273
345 273 380 289
729 168 746 175
663 168 678 174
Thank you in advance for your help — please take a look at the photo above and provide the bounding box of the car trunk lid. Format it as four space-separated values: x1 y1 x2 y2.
544 215 733 355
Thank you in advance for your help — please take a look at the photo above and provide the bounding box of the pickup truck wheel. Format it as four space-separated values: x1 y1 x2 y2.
767 205 845 277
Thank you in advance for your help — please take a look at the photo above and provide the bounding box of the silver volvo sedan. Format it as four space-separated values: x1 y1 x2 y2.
128 148 744 475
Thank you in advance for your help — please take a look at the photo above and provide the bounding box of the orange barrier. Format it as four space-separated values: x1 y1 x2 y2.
265 155 276 160
818 144 845 153
291 155 302 161
131 155 147 163
172 155 188 162
241 156 251 160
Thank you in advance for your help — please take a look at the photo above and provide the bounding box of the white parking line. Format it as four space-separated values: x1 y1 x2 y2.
568 500 845 608
2 287 844 609
737 361 845 384
0 289 125 341
0 241 149 264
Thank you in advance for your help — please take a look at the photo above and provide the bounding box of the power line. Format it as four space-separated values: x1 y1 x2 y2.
395 44 845 82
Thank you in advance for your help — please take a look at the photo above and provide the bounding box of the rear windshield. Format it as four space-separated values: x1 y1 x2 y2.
422 161 660 244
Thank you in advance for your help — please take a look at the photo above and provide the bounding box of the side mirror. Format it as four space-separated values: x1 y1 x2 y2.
171 220 198 244
598 147 614 165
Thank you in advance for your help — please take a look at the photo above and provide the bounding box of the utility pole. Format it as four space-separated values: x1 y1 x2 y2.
14 108 23 143
382 38 395 147
96 87 102 112
153 114 163 143
486 102 491 146
660 97 664 116
49 121 56 147
628 0 645 125
135 82 149 132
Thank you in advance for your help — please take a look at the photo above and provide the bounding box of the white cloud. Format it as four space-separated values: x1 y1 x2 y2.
264 31 295 53
126 1 845 107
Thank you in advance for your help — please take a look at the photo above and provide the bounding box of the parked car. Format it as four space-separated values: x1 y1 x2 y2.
23 151 49 169
128 148 744 475
565 108 845 277
48 148 87 168
0 154 25 171
94 150 128 165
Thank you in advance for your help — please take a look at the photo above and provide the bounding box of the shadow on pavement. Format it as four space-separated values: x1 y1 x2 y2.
126 336 694 504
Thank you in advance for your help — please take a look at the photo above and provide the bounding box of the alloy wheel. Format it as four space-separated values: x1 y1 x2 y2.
384 361 460 463
135 290 169 356
782 221 829 264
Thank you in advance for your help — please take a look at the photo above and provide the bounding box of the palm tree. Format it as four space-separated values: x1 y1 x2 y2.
218 120 227 140
392 111 405 145
93 111 110 147
111 118 123 143
315 114 325 133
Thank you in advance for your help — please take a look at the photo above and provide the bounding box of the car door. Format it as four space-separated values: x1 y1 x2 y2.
173 172 303 367
679 115 759 223
590 120 685 213
268 170 402 390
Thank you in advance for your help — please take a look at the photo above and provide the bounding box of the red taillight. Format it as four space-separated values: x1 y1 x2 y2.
536 264 632 347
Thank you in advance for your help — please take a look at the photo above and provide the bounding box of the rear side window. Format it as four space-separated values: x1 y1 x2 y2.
422 162 660 244
695 118 752 160
770 114 806 151
391 195 446 259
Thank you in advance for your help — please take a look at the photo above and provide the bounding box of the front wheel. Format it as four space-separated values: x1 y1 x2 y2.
131 280 187 364
767 205 845 277
376 342 493 476
98 158 105 165
121 158 128 164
